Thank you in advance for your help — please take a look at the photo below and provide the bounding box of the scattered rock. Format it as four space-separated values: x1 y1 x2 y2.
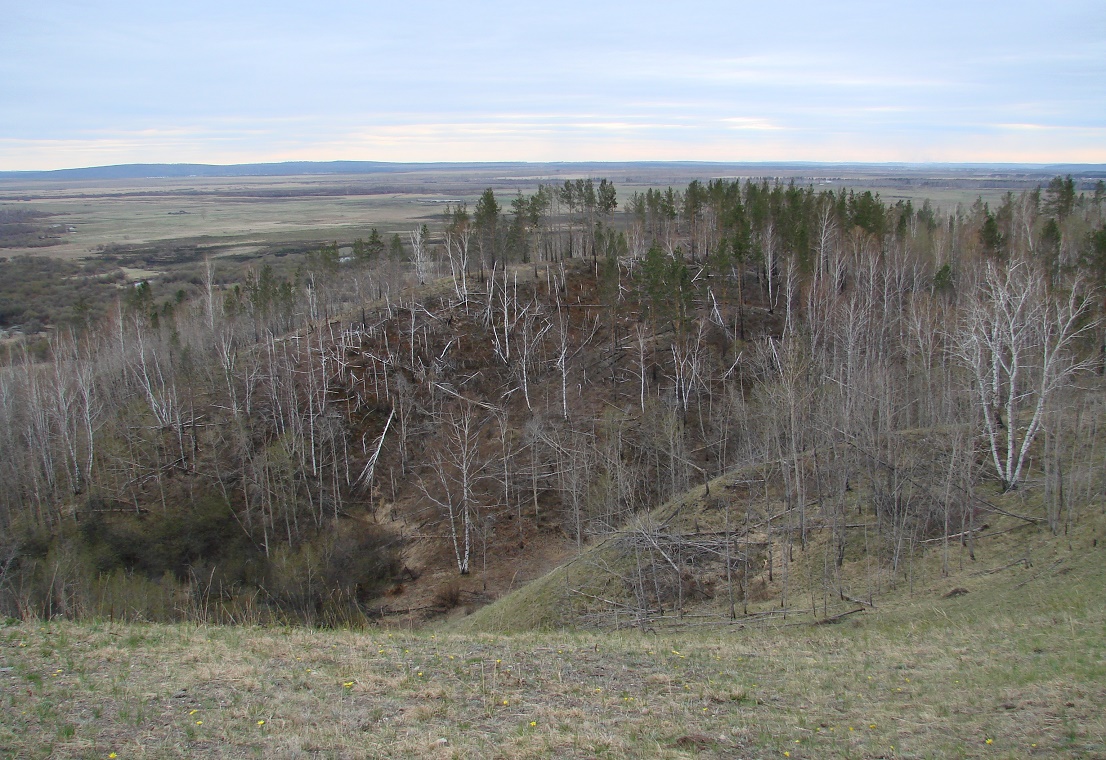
944 588 969 598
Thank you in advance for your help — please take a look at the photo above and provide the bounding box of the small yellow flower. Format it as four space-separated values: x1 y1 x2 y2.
189 709 198 715
196 721 202 726
985 738 993 745
502 699 509 705
109 754 117 759
257 720 265 726
784 753 790 758
869 724 877 729
529 721 537 727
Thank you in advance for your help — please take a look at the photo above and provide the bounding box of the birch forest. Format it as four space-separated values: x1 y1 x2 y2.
1 176 1104 627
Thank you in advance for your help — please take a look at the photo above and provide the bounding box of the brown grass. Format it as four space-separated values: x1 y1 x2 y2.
1 167 1028 261
1 521 1103 759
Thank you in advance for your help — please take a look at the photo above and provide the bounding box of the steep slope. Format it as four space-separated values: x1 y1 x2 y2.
331 257 782 619
451 452 1106 633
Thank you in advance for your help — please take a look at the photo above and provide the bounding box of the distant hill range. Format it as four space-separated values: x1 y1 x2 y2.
0 161 502 180
2 160 1105 182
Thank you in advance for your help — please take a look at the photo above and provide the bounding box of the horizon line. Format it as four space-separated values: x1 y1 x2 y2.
4 158 1106 181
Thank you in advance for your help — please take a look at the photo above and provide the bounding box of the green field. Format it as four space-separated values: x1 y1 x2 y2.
2 503 1103 759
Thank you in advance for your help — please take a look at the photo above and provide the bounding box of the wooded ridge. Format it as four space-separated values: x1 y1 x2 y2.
1 175 1104 628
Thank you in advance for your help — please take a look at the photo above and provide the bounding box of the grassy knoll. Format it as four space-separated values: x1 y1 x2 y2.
1 522 1103 759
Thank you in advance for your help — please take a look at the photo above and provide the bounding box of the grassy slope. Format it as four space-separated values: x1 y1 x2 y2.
1 498 1103 758
453 462 1105 633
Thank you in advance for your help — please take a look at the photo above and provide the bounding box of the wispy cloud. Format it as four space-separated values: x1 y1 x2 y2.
1 0 1102 169
720 118 787 132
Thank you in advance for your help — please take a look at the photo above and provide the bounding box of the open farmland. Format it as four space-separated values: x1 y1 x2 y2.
0 162 1076 262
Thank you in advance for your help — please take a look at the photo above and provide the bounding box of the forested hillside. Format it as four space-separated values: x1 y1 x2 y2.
1 176 1104 627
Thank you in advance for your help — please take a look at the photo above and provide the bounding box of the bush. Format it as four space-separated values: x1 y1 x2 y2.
262 521 400 626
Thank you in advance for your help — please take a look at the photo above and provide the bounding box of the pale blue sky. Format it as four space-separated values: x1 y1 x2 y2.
2 0 1103 170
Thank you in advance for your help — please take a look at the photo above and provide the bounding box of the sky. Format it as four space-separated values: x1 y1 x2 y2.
1 0 1104 171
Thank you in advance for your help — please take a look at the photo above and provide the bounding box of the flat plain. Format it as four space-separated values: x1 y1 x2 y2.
0 163 1060 263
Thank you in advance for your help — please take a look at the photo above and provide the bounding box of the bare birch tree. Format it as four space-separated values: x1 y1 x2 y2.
954 260 1096 490
420 402 485 574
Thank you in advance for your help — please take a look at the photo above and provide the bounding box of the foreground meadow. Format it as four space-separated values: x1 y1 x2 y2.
1 533 1103 760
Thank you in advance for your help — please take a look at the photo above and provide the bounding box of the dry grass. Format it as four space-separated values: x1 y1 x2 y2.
2 524 1103 759
0 188 438 260
1 167 1025 261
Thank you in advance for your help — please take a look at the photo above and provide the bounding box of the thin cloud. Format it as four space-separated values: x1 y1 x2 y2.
1 1 1102 168
720 118 788 132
